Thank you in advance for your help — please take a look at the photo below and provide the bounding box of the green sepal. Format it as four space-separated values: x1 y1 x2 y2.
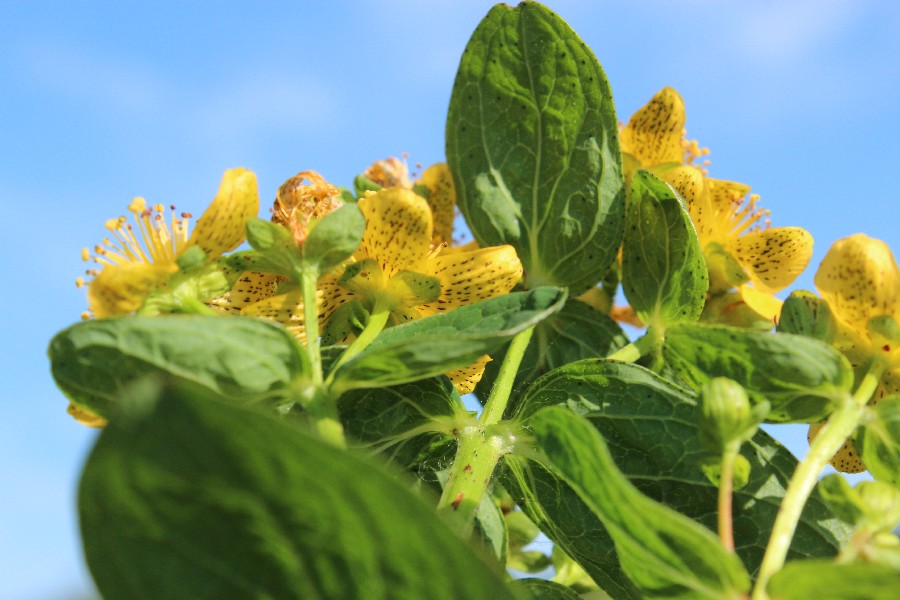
78 378 516 600
700 455 751 491
663 323 854 423
622 170 708 328
353 173 382 197
244 217 303 280
778 290 837 342
321 300 369 346
302 202 364 272
447 1 624 294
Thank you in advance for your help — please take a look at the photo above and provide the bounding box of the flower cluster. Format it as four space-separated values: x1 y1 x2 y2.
619 87 813 327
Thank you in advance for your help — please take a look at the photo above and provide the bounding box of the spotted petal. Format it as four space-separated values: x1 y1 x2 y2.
87 262 178 317
418 163 456 247
420 245 523 315
620 87 686 167
733 227 813 294
446 355 492 395
815 234 900 338
357 188 433 276
241 289 321 343
189 168 260 259
209 271 280 315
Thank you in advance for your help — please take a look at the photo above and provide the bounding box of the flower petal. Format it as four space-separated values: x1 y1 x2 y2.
732 227 813 293
241 289 320 343
664 165 714 240
815 234 900 336
739 284 783 325
357 188 433 276
67 402 107 428
808 422 866 474
418 163 456 247
421 245 523 313
446 355 492 395
188 168 260 259
620 87 686 167
208 271 280 315
87 262 178 317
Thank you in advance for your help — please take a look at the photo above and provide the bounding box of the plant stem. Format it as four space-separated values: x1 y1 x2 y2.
479 325 535 425
324 298 391 387
437 325 535 537
718 448 737 553
751 363 884 599
301 268 323 383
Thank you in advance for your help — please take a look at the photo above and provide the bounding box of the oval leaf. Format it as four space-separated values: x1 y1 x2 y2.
622 170 707 327
303 202 365 271
329 287 567 392
663 323 854 422
447 1 624 293
49 315 307 417
527 406 751 600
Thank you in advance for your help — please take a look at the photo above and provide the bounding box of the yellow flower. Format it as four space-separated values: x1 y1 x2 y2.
809 234 900 472
78 168 259 318
243 168 522 394
620 88 812 325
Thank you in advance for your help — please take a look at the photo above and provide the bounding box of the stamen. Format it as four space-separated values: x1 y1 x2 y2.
428 241 448 260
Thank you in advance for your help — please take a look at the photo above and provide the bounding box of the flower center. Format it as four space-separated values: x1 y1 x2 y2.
77 198 192 287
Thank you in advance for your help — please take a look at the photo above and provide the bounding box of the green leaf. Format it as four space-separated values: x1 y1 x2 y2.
510 578 582 600
244 217 302 279
768 560 900 600
859 396 900 489
338 377 459 469
504 360 850 596
476 298 627 407
447 1 624 294
49 315 307 418
663 323 854 422
302 203 365 271
526 406 751 599
79 379 516 600
329 287 567 392
622 170 708 327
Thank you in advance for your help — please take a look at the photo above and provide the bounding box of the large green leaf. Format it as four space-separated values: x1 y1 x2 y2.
767 560 900 600
526 406 751 599
475 297 627 407
510 578 582 600
663 323 854 422
49 315 306 418
329 287 566 392
446 1 624 294
504 360 850 595
622 170 707 327
79 379 516 600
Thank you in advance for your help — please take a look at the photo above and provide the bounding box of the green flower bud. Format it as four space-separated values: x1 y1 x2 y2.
699 377 764 453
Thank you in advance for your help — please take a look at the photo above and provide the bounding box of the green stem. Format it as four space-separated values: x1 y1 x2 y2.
479 325 536 425
437 325 535 537
325 298 391 387
752 362 884 599
718 447 737 553
179 296 218 315
301 268 323 383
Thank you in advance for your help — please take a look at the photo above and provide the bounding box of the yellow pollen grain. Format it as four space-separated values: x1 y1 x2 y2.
81 248 91 261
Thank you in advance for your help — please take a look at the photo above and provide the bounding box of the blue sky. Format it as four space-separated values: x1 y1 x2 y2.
2 1 899 598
